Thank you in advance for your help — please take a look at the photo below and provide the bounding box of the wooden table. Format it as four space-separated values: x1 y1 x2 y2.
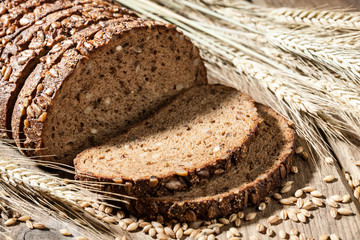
2 0 360 239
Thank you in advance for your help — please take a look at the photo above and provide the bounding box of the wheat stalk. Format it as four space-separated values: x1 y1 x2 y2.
269 8 360 30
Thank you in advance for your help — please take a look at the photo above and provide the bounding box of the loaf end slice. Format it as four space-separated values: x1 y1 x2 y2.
14 19 207 164
75 84 261 196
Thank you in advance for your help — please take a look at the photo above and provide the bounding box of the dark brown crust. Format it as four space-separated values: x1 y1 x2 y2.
0 0 135 138
74 89 261 197
77 104 295 221
0 2 134 138
11 17 138 150
0 0 57 33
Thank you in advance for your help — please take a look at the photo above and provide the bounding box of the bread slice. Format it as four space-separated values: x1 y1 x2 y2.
126 104 295 221
0 0 134 138
0 2 132 138
75 85 261 196
12 17 207 164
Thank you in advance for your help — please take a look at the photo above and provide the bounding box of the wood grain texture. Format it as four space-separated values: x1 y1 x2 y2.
2 0 360 239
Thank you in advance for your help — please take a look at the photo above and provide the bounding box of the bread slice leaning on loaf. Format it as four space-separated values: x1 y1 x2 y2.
74 84 261 197
127 104 296 221
11 10 207 164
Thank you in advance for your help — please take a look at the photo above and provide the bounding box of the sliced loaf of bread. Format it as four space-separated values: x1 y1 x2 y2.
127 104 295 221
0 1 132 138
12 15 207 164
0 0 133 138
74 85 261 196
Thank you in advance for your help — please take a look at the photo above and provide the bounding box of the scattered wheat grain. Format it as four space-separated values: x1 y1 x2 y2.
59 229 71 236
274 193 282 200
338 208 353 215
323 175 335 183
303 186 315 193
229 213 237 222
342 194 351 203
297 213 307 223
295 189 304 198
256 223 265 233
175 228 183 239
280 209 288 219
26 220 33 229
33 223 45 229
18 216 31 221
312 198 323 207
219 217 230 225
281 184 293 193
311 190 323 197
245 212 257 221
295 147 304 154
235 218 241 227
5 218 17 226
320 234 329 240
266 228 274 236
267 215 281 225
330 195 343 202
126 222 139 232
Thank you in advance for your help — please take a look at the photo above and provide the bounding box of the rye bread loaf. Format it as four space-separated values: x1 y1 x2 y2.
0 2 134 138
11 18 138 146
127 104 295 221
0 0 134 138
12 16 207 164
74 85 261 197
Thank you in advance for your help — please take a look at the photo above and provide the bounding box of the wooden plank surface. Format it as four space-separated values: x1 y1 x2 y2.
2 0 360 239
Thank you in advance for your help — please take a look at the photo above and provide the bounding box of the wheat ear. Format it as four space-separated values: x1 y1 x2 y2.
269 8 360 30
268 33 360 86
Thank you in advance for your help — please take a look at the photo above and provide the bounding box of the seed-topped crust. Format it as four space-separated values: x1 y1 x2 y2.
0 2 134 138
12 17 206 163
0 0 57 34
74 85 261 197
78 104 295 221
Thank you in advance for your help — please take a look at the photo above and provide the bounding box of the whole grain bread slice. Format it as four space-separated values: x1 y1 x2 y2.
125 104 295 221
12 17 207 164
74 85 261 197
0 2 133 138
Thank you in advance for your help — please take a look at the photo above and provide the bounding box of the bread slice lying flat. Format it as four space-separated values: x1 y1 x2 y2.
12 14 206 164
128 104 295 221
75 85 261 196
